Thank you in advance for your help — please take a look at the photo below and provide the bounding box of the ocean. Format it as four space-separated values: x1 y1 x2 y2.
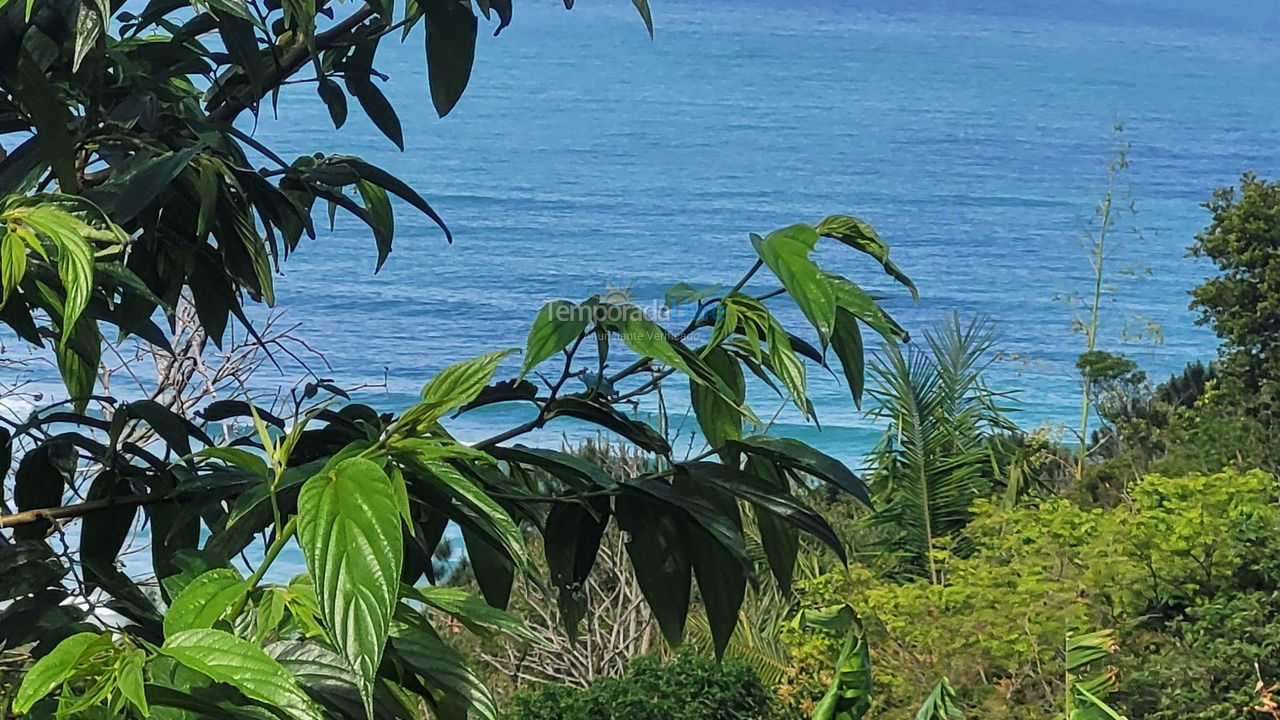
244 0 1280 466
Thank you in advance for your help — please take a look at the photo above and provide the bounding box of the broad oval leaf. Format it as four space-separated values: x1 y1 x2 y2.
164 568 249 638
297 457 403 716
162 628 323 720
12 632 108 713
520 300 588 378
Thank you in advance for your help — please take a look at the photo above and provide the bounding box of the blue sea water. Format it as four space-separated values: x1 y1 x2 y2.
243 0 1280 469
7 1 1280 580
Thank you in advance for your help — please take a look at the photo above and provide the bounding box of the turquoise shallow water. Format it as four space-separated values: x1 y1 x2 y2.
242 0 1280 467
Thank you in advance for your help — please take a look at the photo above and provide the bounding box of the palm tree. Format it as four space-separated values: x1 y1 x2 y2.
863 312 1016 583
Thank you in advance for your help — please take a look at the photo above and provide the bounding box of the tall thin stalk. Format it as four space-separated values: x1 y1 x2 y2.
1074 124 1131 481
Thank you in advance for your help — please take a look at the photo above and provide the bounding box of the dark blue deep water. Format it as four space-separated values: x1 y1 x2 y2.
243 0 1280 468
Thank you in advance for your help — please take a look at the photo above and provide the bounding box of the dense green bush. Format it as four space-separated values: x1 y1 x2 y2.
785 469 1280 719
504 650 794 720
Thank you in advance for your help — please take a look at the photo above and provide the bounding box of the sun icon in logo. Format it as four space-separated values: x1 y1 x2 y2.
599 280 636 306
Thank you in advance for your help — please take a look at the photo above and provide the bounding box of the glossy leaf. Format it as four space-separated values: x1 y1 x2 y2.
297 457 403 715
831 306 866 408
677 461 845 563
163 568 249 638
520 300 587 378
162 628 324 720
544 395 671 454
392 628 497 720
418 348 518 422
12 632 108 713
614 490 690 645
751 224 836 345
817 214 919 302
544 499 609 639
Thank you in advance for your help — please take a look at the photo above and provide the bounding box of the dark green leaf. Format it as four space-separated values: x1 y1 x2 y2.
544 499 608 640
316 78 348 129
422 0 478 117
544 395 671 455
729 436 872 508
831 306 866 408
615 489 690 645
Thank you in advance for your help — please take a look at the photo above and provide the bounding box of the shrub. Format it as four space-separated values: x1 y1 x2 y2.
786 469 1280 719
504 650 793 720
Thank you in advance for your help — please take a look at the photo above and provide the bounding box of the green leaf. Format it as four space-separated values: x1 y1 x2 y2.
297 457 403 716
84 146 201 223
163 568 249 638
162 628 323 720
828 273 909 344
316 78 348 129
356 179 395 271
672 473 744 660
748 457 799 591
462 525 515 610
79 469 138 590
689 345 745 454
751 224 836 345
195 446 270 478
831 306 866 408
420 459 527 571
543 499 608 639
1 231 27 304
543 395 671 454
12 439 76 541
422 0 478 117
631 0 653 37
267 641 366 720
12 632 108 713
817 214 918 303
677 461 845 563
520 300 588 378
729 436 872 508
615 490 690 645
346 76 404 150
403 585 538 642
391 628 497 720
616 311 761 426
0 541 67 601
915 677 964 720
418 348 518 422
12 58 76 192
485 444 616 489
340 156 452 242
118 648 149 716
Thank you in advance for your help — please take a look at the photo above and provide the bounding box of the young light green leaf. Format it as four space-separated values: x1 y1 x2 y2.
751 224 836 346
117 648 149 716
162 628 323 720
418 348 518 422
164 568 249 638
297 457 403 717
520 300 587 378
12 632 108 713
